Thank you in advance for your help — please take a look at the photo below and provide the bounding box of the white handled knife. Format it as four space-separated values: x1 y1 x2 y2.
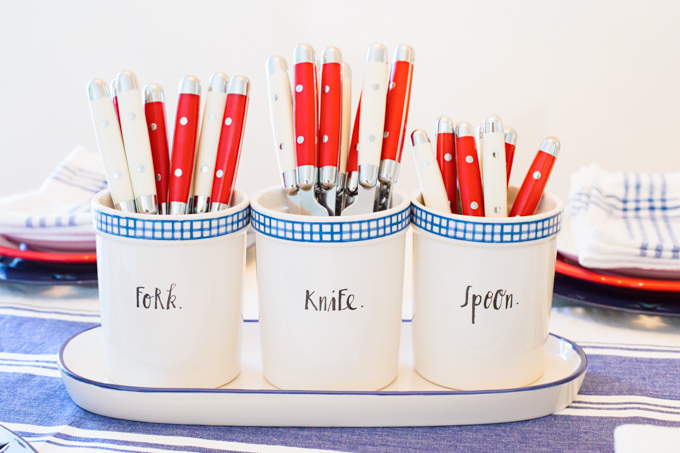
341 43 389 216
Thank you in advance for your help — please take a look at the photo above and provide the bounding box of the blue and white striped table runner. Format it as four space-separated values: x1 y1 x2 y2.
1 286 679 452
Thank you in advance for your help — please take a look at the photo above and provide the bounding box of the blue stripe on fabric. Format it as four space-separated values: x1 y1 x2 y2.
569 186 680 206
49 176 106 194
661 174 680 259
648 174 665 258
634 173 649 257
34 433 238 453
622 173 636 240
58 165 108 185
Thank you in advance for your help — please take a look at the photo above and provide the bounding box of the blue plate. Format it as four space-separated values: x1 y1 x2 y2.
0 256 97 285
0 424 37 452
554 272 680 317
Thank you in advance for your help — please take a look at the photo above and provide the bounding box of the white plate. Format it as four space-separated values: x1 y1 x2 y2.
59 322 586 427
557 212 680 280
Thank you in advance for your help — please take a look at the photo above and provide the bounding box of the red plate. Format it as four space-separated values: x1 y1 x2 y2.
0 245 96 264
556 254 680 293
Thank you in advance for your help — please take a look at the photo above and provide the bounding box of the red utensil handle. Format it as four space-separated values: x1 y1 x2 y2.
346 97 361 173
382 61 413 162
168 93 201 204
211 93 248 206
456 136 485 216
144 101 170 205
294 62 317 168
509 151 556 217
505 142 516 185
436 132 458 214
318 62 342 168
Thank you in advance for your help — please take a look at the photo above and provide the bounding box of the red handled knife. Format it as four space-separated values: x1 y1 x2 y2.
435 116 458 214
375 44 414 212
143 84 171 215
210 76 250 211
509 137 560 217
317 46 343 216
168 76 201 214
456 122 484 216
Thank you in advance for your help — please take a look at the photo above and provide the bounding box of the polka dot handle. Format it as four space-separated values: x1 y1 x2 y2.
169 91 201 205
509 143 558 217
144 99 170 207
456 135 485 217
211 81 249 208
435 118 458 214
294 60 318 168
318 60 342 169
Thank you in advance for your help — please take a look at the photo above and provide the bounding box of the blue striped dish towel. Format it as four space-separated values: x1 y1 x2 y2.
0 146 107 250
569 164 680 270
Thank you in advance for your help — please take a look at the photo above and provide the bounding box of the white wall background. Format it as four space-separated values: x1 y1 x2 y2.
1 0 679 204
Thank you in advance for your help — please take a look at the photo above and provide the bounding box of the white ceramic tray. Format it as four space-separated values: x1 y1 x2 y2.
59 322 587 427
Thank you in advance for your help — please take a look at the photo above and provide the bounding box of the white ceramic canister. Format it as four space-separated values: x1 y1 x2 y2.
91 189 250 388
411 186 563 390
251 186 411 391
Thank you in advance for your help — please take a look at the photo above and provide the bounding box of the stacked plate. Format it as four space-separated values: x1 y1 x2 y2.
0 147 102 285
555 218 680 317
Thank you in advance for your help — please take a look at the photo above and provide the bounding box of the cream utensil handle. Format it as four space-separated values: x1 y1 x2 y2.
116 71 158 214
411 130 451 214
266 56 298 194
482 115 507 217
87 79 136 212
192 73 228 213
357 43 389 186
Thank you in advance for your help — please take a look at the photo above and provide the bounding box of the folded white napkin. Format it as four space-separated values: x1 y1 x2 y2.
0 145 255 252
569 164 680 270
0 146 106 251
615 424 680 453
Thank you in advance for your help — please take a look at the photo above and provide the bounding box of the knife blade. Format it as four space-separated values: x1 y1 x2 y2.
341 43 389 216
115 70 158 214
435 115 458 214
411 130 451 214
87 79 136 212
504 128 517 186
509 137 560 217
143 84 171 214
317 46 343 216
266 56 302 214
191 73 229 213
456 122 485 216
210 76 250 211
293 44 328 216
482 115 507 217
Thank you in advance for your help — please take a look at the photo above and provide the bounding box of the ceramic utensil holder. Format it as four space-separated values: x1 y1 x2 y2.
91 189 250 388
250 186 410 391
410 186 563 390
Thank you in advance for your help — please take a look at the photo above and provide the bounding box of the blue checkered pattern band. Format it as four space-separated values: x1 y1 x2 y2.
92 206 250 240
411 204 562 243
251 206 410 243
